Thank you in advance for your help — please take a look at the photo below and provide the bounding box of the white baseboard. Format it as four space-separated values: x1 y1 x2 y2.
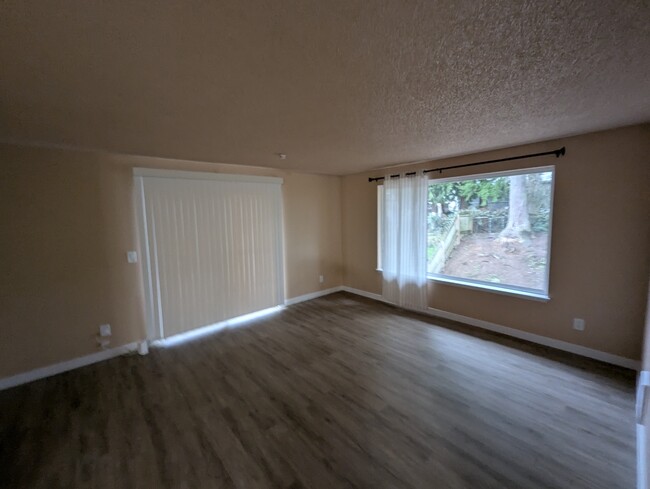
638 370 650 489
340 286 389 303
340 286 640 370
0 341 141 391
425 306 640 370
285 286 343 305
2 287 638 389
639 421 648 489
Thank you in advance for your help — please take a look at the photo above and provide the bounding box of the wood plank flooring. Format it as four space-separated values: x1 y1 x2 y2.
0 292 637 488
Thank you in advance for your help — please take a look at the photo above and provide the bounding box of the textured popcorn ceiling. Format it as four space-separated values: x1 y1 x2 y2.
1 1 649 175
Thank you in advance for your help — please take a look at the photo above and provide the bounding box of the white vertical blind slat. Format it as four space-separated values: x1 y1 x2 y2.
142 177 284 338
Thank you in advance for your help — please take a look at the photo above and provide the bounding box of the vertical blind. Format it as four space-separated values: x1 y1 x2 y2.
136 170 285 339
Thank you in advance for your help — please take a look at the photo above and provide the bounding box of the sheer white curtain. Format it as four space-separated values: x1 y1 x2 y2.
381 173 428 310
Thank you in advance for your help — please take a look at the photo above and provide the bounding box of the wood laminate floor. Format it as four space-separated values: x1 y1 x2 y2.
0 292 637 488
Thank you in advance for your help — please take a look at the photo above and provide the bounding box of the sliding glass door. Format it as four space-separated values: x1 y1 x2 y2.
135 169 285 340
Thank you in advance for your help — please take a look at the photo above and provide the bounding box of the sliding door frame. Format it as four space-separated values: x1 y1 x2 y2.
133 168 285 341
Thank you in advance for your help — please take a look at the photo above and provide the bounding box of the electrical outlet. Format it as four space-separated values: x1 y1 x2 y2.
319 275 324 284
99 324 112 337
127 251 138 263
572 318 585 331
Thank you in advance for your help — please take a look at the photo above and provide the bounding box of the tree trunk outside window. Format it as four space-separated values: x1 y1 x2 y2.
500 175 531 239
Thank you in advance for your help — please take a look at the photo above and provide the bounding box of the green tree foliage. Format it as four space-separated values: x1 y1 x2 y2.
428 177 508 210
457 178 507 207
427 182 456 206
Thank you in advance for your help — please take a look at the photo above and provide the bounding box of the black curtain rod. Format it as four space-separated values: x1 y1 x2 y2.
368 147 566 182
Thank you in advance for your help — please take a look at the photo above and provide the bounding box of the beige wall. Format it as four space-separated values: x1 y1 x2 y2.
342 124 650 361
0 144 342 378
1 123 648 379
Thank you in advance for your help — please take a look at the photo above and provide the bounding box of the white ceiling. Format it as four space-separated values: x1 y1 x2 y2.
1 1 649 175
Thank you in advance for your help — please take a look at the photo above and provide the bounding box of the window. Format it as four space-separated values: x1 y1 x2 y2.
378 166 555 300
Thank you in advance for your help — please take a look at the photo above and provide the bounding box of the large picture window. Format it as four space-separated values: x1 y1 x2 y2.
378 165 555 300
427 166 554 299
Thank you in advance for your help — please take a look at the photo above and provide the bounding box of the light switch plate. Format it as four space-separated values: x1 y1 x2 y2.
127 251 138 263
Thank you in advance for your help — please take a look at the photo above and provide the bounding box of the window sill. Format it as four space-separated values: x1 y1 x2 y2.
427 275 550 302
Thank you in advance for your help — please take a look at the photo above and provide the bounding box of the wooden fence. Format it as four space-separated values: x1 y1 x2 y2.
427 214 460 274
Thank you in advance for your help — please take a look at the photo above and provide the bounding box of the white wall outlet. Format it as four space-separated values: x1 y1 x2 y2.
127 251 138 263
572 318 585 331
99 324 112 337
319 275 324 284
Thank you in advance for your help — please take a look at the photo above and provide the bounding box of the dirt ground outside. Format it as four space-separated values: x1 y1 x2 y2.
442 232 549 290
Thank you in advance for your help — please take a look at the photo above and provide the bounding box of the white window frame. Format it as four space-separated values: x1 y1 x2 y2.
426 165 555 301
